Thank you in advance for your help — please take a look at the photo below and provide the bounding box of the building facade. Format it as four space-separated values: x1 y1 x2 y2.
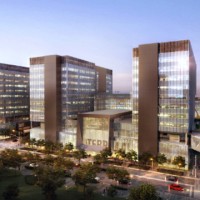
30 55 112 146
77 109 132 153
94 93 132 110
132 40 196 168
0 63 29 131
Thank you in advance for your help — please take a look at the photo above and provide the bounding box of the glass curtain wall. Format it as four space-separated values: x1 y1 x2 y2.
106 74 112 93
61 63 96 131
132 48 139 153
83 117 109 148
30 64 44 122
158 51 189 133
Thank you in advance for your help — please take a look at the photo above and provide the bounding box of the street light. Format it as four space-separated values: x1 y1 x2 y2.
150 158 154 169
178 163 181 169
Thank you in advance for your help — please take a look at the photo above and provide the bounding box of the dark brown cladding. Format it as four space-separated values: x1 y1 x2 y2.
95 66 112 93
44 56 61 142
62 56 95 68
133 48 139 57
30 56 45 65
0 63 29 72
160 40 189 53
138 43 159 156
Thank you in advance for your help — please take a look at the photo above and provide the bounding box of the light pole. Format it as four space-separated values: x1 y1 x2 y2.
194 155 197 178
178 163 181 169
150 158 154 170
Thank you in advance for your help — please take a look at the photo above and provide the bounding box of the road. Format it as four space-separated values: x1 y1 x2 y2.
108 164 200 199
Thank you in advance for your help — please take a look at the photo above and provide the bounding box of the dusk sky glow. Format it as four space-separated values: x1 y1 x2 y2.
0 0 200 95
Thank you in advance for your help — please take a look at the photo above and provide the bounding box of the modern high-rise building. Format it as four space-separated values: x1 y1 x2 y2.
0 63 29 131
30 55 112 146
132 40 196 168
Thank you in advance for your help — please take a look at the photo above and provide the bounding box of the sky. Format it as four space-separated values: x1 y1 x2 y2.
0 0 200 95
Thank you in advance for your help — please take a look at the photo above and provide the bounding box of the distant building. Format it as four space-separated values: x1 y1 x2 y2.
0 63 29 132
95 66 112 94
132 40 196 168
30 55 112 146
94 93 131 110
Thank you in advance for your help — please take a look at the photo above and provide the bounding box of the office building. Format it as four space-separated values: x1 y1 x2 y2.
30 55 112 146
77 109 132 153
132 40 196 168
0 63 29 131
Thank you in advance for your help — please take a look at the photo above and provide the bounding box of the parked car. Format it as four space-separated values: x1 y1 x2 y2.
91 177 100 183
169 184 184 191
25 163 39 170
166 175 178 182
119 178 131 185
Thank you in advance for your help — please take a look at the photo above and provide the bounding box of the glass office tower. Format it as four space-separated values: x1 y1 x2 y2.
30 55 112 146
132 40 196 168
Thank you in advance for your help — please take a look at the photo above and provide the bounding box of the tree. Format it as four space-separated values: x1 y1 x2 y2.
64 142 74 152
3 184 19 200
73 149 87 164
1 149 23 170
93 148 112 165
29 138 36 148
106 166 129 182
129 183 160 200
53 142 63 152
139 152 153 165
172 156 186 168
0 128 10 138
53 156 74 170
43 155 55 166
93 154 105 165
23 152 41 163
72 163 99 194
116 148 126 159
36 139 45 149
107 186 117 197
35 166 65 200
44 141 54 154
156 153 167 165
100 147 112 158
126 150 138 163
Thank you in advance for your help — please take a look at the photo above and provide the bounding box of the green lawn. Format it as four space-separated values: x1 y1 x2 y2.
0 169 124 200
